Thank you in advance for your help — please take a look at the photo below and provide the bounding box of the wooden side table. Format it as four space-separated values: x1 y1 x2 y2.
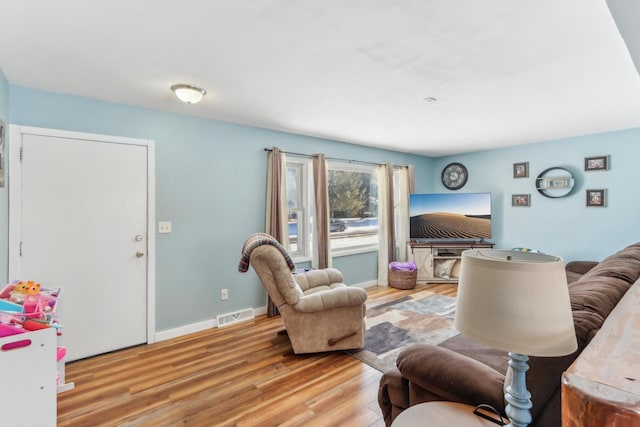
392 402 506 426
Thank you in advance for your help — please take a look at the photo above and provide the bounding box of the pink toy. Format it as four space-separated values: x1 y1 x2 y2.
56 347 67 362
0 323 24 338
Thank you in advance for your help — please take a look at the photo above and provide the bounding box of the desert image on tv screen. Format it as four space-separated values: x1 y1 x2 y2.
410 193 491 239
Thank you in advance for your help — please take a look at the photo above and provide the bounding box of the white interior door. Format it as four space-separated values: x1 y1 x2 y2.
9 126 155 361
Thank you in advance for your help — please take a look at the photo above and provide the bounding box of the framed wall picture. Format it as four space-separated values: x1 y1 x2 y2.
512 194 531 207
586 189 606 207
584 155 609 171
513 161 529 178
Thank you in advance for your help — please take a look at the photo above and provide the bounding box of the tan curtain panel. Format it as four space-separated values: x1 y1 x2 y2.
265 147 288 316
385 163 396 263
265 147 288 245
378 163 405 284
313 153 331 269
376 165 390 285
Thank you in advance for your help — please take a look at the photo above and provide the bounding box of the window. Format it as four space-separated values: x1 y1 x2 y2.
286 159 312 258
327 162 378 255
285 158 380 262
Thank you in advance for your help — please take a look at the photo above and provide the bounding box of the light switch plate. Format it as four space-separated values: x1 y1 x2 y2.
158 221 172 234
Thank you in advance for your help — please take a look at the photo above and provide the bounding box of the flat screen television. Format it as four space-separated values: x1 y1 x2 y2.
409 192 491 240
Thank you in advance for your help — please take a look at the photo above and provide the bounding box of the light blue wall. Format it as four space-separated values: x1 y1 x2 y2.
7 85 433 332
6 82 638 332
333 252 379 285
0 68 9 284
433 128 640 262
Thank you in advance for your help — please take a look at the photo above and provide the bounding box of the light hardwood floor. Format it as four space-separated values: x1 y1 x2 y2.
57 283 456 427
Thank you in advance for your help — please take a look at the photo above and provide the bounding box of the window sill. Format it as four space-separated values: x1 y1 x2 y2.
291 247 378 264
291 255 312 264
332 246 378 258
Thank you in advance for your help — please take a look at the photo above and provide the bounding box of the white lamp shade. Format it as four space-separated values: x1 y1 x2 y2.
454 250 577 357
171 84 206 104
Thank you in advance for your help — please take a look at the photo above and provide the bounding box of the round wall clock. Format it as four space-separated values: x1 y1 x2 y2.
441 162 468 190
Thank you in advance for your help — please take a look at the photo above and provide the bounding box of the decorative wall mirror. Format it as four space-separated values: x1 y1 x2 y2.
536 167 574 198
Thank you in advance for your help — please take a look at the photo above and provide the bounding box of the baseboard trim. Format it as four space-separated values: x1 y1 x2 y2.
154 281 375 342
155 305 268 342
353 280 378 289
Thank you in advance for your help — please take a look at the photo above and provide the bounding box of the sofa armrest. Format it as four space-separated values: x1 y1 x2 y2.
378 368 409 427
396 344 506 413
292 286 367 312
565 261 598 275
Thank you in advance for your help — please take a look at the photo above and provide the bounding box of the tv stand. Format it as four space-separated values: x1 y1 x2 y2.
407 240 494 284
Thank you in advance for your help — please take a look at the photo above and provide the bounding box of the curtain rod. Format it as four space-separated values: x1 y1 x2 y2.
263 147 408 168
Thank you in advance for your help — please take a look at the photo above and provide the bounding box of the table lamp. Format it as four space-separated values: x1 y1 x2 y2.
454 249 577 427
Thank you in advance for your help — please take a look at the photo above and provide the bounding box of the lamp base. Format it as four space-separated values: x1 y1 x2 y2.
505 352 533 427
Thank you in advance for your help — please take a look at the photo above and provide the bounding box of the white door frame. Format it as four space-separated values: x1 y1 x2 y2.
8 125 156 345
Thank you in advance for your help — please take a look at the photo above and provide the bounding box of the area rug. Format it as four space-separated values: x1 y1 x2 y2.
348 290 459 372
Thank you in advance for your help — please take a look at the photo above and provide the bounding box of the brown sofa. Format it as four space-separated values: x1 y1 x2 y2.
378 242 640 427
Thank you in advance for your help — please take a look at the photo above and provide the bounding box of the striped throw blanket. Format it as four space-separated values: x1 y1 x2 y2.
238 233 296 272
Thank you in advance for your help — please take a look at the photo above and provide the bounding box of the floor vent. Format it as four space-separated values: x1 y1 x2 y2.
216 308 255 328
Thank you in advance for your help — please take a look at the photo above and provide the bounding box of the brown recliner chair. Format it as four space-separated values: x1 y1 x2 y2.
239 233 368 354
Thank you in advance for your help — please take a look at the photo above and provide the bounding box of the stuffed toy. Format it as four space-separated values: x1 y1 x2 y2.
9 281 41 303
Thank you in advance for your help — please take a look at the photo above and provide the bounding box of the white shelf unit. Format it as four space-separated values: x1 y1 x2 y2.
0 284 74 395
0 328 58 426
55 289 74 393
408 241 494 284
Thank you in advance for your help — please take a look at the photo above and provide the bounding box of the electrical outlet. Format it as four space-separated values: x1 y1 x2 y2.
221 289 228 301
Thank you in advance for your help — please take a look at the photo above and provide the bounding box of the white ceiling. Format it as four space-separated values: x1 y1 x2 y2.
1 0 639 156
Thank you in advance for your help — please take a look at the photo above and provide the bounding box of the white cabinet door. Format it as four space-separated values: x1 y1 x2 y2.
408 245 434 282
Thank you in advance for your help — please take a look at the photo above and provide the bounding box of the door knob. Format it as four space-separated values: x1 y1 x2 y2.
136 251 145 258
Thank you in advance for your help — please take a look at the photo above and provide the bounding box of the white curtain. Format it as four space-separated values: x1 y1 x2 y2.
396 166 412 261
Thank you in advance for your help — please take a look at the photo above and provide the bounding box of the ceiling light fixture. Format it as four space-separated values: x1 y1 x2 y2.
171 84 206 104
